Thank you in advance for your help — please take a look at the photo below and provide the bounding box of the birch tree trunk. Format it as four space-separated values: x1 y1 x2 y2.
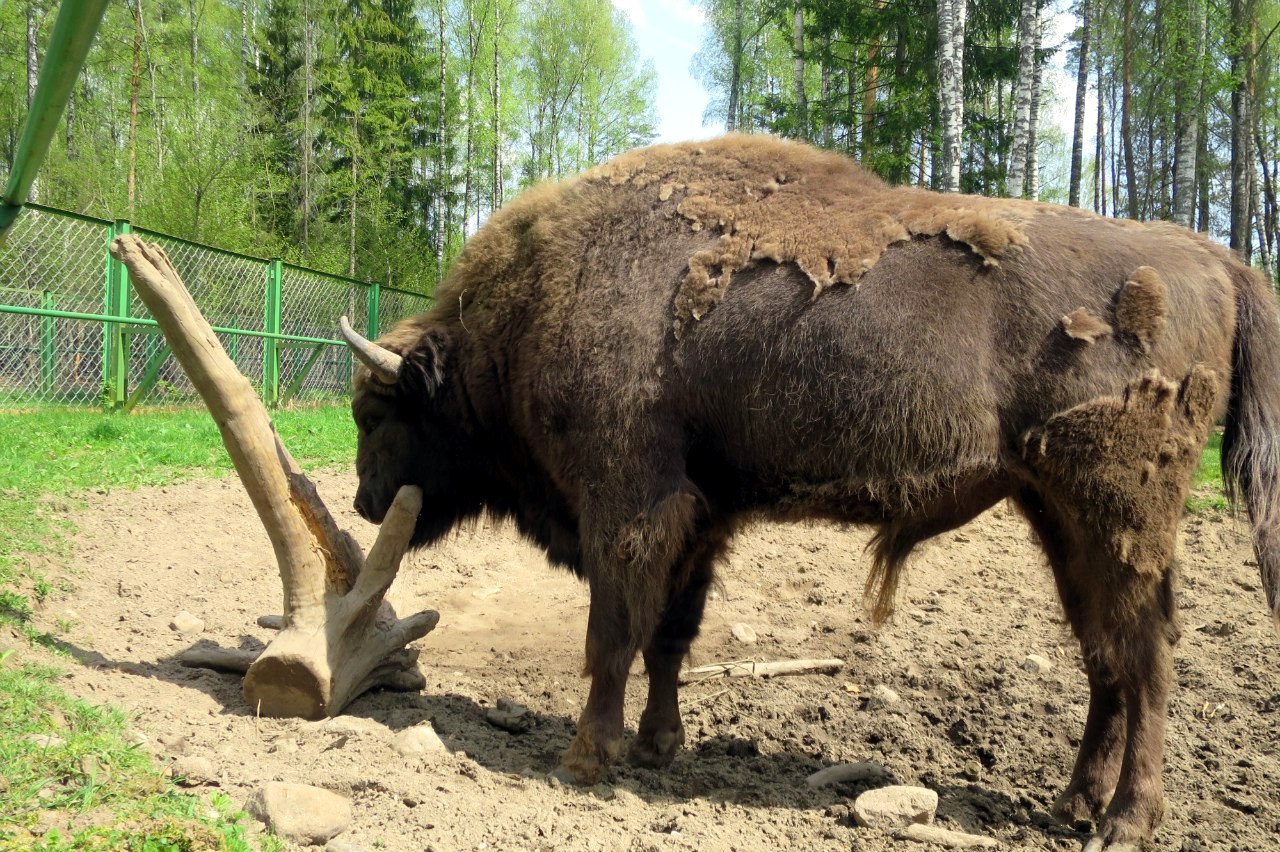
1095 25 1107 215
1121 0 1138 219
1172 0 1206 227
492 0 502 212
792 1 807 139
1006 0 1037 198
821 32 832 146
727 0 743 132
936 0 967 192
436 0 448 276
1026 15 1043 200
1230 0 1257 257
128 0 144 218
26 0 40 203
301 3 315 261
1069 0 1092 207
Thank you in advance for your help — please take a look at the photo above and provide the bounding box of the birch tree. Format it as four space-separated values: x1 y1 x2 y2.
1005 0 1038 197
936 0 967 192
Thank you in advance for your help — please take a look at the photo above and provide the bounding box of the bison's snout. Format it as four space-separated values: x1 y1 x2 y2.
353 487 386 524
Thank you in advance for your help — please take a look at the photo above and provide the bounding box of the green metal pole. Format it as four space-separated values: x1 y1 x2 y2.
40 290 55 400
263 259 283 407
0 0 110 242
103 220 131 409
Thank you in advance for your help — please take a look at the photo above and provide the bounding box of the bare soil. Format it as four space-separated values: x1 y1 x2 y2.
32 472 1280 851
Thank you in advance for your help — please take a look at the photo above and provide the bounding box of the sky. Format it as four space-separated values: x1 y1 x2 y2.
611 0 722 143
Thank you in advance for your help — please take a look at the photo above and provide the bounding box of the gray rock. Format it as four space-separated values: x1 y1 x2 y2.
171 755 217 786
247 782 352 845
853 784 938 830
805 761 889 788
325 840 369 852
864 684 905 713
169 612 204 634
730 623 758 644
21 734 64 749
158 732 188 755
1022 654 1053 674
392 723 447 757
486 698 532 733
896 823 999 848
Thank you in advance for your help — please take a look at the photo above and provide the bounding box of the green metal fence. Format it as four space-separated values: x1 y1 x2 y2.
0 204 434 409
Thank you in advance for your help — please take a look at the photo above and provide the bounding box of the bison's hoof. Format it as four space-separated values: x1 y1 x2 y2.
1052 787 1108 827
1082 837 1141 852
628 724 685 768
556 729 621 786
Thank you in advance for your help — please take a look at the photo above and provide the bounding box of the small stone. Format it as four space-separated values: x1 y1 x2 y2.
486 698 532 733
247 781 352 845
896 823 998 848
1022 654 1053 674
269 738 298 755
169 612 204 634
21 734 64 749
325 840 369 852
806 761 889 788
171 755 217 786
864 684 904 713
392 723 447 757
158 732 188 755
853 785 939 830
320 716 386 737
730 623 758 644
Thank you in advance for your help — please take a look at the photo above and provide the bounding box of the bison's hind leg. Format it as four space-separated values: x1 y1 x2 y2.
1019 367 1217 850
629 525 729 769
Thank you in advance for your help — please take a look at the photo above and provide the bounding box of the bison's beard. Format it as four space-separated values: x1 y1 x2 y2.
408 492 487 549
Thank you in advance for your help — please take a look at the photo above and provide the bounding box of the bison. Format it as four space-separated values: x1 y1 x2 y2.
339 134 1280 851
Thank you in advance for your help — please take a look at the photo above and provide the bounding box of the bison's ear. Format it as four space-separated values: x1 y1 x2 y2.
401 327 449 395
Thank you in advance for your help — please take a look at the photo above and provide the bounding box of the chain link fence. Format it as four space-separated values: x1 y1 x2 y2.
0 204 434 409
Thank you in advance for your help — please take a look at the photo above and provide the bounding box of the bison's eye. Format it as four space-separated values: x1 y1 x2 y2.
360 415 384 434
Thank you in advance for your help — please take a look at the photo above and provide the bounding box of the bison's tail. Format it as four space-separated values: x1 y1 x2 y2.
1222 260 1280 633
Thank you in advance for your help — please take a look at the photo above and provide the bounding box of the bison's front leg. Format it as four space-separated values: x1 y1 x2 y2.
556 488 702 784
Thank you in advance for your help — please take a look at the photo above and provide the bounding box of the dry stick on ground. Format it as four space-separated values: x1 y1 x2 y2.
678 658 845 685
110 234 439 719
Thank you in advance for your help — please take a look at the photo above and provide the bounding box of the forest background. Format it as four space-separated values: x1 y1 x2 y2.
2 0 1277 297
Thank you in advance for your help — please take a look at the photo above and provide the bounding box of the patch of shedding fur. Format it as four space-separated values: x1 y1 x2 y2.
1020 366 1219 576
1115 266 1168 353
573 135 1029 330
674 234 755 337
1062 307 1113 343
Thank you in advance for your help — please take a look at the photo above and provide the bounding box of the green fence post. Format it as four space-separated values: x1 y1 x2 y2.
102 219 130 409
40 290 55 399
263 258 283 407
366 282 380 339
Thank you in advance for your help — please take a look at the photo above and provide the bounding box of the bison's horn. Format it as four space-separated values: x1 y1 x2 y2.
339 315 403 385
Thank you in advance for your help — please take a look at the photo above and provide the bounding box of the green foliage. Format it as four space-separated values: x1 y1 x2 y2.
0 0 658 297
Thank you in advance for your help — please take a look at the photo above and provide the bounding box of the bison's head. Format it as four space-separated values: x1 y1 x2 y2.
340 316 484 547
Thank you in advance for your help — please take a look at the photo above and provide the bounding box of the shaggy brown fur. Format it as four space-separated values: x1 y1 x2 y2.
1062 307 1113 343
348 135 1280 851
1116 266 1169 353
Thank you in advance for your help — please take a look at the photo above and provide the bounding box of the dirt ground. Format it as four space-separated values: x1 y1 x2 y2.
30 471 1280 851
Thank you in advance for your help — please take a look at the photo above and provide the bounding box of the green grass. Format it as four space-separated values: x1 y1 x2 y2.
0 404 352 850
1186 430 1229 514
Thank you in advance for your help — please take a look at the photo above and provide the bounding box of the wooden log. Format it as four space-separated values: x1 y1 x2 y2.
111 234 438 719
